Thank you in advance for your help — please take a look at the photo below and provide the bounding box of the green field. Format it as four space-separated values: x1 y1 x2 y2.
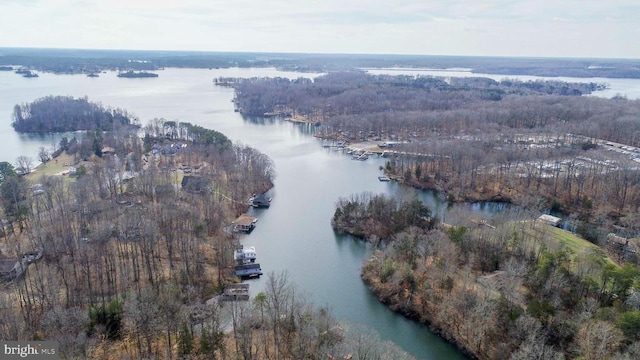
532 221 619 268
25 153 76 181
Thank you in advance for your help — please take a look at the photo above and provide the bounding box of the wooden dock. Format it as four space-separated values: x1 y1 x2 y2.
221 283 250 301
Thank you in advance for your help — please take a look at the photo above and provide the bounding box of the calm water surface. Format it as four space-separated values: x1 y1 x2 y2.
2 68 639 359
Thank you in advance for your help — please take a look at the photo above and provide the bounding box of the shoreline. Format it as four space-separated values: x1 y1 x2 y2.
283 114 320 124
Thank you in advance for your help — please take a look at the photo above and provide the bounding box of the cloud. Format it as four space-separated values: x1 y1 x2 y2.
0 0 638 58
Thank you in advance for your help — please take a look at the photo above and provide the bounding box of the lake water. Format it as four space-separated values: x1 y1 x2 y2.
1 67 639 359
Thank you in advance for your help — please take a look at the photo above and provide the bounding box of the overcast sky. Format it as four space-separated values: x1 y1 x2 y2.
1 0 638 58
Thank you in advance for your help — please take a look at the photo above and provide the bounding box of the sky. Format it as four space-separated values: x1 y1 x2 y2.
0 0 638 58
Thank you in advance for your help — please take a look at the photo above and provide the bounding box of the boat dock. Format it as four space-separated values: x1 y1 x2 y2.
221 283 250 301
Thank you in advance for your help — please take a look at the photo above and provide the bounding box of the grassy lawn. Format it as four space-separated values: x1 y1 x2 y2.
533 221 619 268
25 153 76 181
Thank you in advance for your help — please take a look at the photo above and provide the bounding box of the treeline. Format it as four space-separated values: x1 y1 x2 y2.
143 119 231 149
233 72 604 118
11 95 137 133
332 193 437 240
336 195 640 359
3 48 640 77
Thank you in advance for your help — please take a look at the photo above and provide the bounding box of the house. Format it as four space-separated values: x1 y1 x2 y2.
232 214 258 233
538 214 562 227
0 253 22 282
101 146 116 155
0 249 42 282
606 233 639 261
181 175 210 193
250 193 271 208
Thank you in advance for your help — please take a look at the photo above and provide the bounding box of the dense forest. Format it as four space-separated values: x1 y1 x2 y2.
333 194 640 360
0 109 419 359
233 72 606 117
11 96 137 133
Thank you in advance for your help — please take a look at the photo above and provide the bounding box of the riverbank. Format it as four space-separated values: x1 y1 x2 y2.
356 216 635 360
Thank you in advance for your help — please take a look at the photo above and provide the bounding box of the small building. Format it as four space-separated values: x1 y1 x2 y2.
101 146 116 155
232 214 258 233
0 249 42 282
0 254 22 282
538 214 562 227
606 233 638 261
221 283 250 301
181 175 210 193
250 193 271 208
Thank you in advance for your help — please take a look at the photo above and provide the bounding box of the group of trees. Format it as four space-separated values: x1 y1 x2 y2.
334 193 640 359
332 192 437 240
11 95 137 133
233 72 603 119
143 119 231 149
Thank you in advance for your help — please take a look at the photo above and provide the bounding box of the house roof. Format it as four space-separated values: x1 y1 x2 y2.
233 214 257 227
0 254 18 274
538 214 561 225
253 194 270 204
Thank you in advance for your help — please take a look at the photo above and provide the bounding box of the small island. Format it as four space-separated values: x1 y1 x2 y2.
117 70 159 78
12 95 137 133
22 70 39 78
